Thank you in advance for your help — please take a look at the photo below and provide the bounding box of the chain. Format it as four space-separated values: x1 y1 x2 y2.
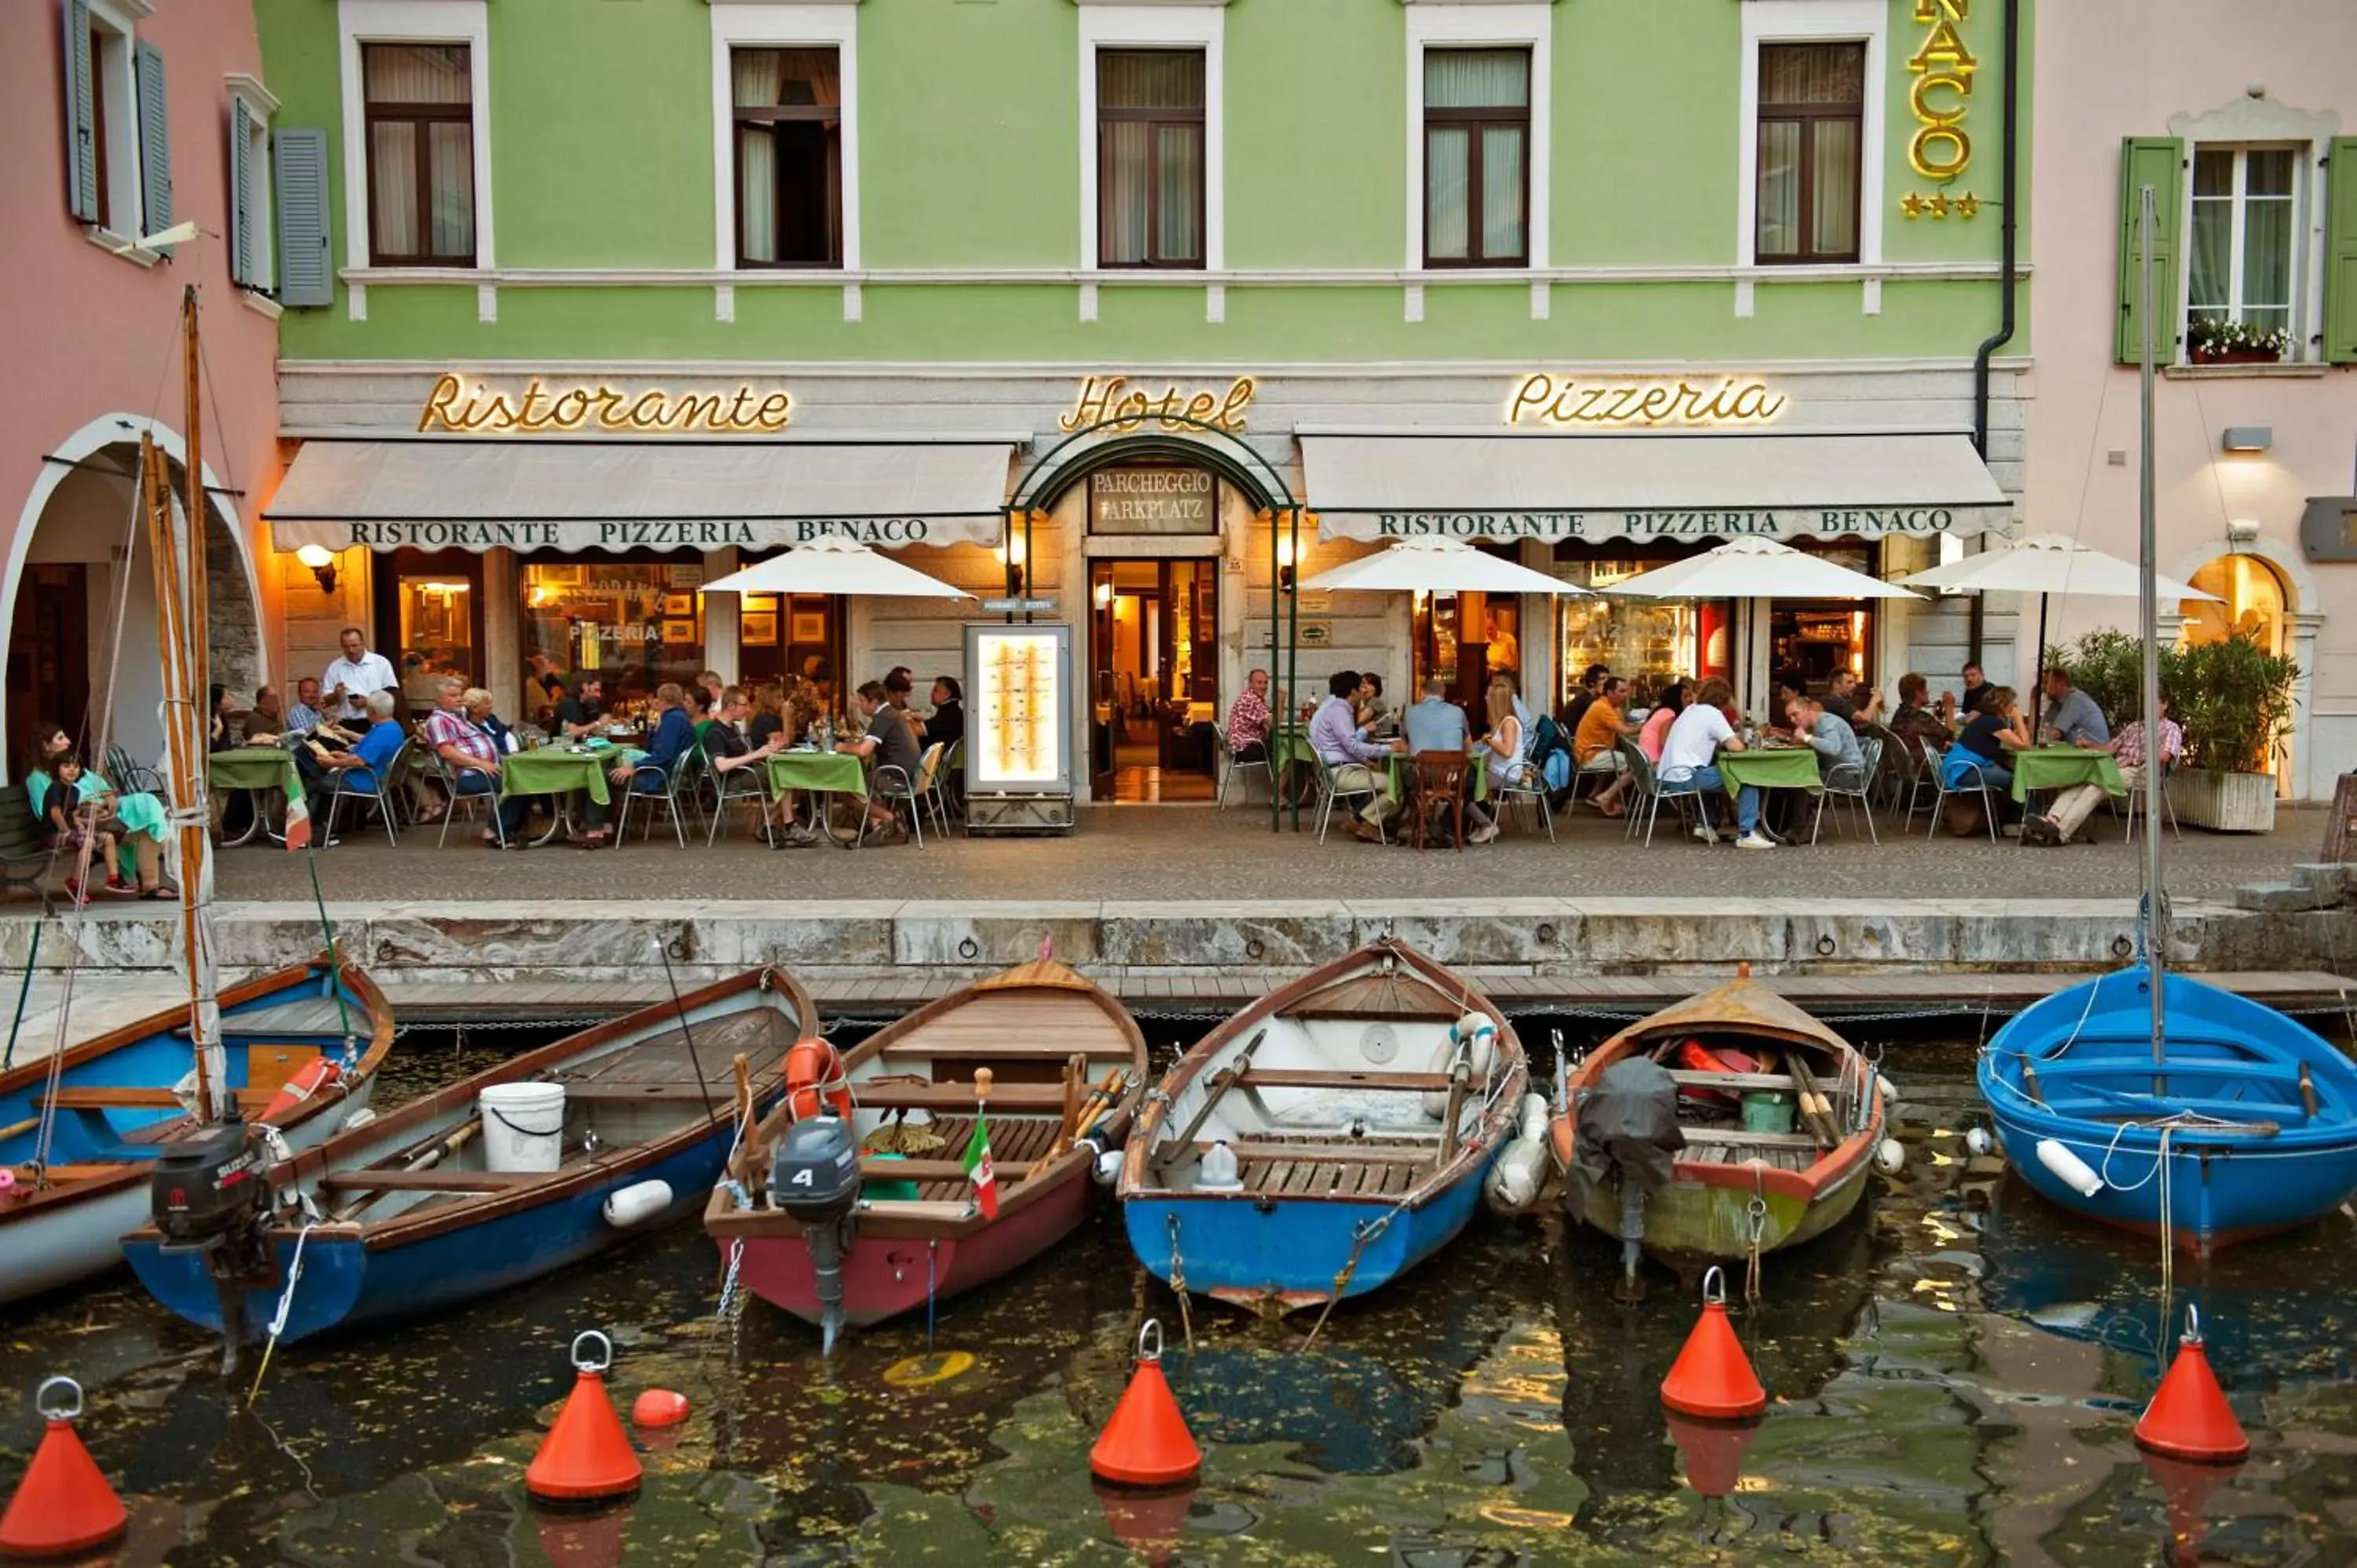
1744 1177 1769 1303
1300 1207 1402 1351
1164 1214 1193 1352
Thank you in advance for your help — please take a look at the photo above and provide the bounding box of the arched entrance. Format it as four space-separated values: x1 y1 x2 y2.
2 416 264 782
2179 553 2290 658
1016 426 1286 804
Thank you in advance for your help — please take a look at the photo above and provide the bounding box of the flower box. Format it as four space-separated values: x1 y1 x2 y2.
2169 768 2277 833
2189 346 2282 366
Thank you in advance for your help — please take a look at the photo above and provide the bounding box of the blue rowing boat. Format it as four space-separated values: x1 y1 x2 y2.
1118 938 1530 1316
1978 967 2357 1250
119 967 813 1345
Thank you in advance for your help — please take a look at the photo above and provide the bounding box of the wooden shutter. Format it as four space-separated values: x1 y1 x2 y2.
60 0 97 222
2326 137 2357 365
229 97 255 286
273 126 332 307
2114 136 2183 365
134 38 171 250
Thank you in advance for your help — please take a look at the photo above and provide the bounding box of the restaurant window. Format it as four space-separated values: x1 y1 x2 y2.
372 549 484 715
1551 550 1732 705
1098 50 1204 269
733 46 842 268
733 564 845 693
519 556 706 718
2188 146 2299 352
1424 49 1528 267
1412 569 1521 707
1754 42 1863 265
1768 540 1877 692
362 43 475 266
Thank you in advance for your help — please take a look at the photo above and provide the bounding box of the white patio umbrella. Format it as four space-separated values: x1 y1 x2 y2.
699 535 970 599
1297 535 1591 596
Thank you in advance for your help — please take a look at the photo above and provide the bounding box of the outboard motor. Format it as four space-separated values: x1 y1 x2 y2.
1560 1057 1685 1302
768 1112 861 1354
150 1114 276 1361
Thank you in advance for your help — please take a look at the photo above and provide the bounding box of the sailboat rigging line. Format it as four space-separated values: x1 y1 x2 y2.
305 857 354 1042
654 940 723 1135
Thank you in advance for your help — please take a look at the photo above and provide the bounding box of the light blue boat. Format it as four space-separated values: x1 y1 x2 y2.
1978 967 2357 1251
1118 939 1528 1316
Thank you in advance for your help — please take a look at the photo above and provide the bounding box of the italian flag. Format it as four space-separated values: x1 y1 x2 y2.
961 1112 999 1219
283 791 313 852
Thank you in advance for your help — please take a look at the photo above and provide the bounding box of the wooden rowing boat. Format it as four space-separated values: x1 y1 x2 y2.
1 955 392 1306
708 954 1146 1344
1119 937 1527 1317
1547 977 1884 1283
119 966 813 1343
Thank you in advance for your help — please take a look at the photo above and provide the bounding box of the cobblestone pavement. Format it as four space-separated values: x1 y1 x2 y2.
168 799 2324 907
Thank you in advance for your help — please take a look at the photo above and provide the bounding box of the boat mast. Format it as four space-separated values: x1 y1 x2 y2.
2136 185 2166 1065
145 285 225 1117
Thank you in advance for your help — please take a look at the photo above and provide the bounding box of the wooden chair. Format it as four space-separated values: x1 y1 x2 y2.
1406 749 1470 852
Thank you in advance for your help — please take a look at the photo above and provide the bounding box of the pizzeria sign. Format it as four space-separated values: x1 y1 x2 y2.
1321 505 2007 544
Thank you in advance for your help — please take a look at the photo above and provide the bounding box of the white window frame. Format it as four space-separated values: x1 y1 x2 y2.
710 4 861 274
225 73 280 303
86 0 153 247
337 0 494 278
1404 2 1548 275
1737 0 1884 269
2181 142 2311 362
1079 4 1223 274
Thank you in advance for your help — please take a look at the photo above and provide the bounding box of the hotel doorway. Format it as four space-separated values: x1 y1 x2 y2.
1087 559 1218 803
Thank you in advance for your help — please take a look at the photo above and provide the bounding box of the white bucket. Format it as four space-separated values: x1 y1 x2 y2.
480 1082 567 1173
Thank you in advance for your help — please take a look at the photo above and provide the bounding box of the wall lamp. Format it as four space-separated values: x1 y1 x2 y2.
294 544 338 594
1275 534 1296 594
995 532 1027 596
2221 427 2274 453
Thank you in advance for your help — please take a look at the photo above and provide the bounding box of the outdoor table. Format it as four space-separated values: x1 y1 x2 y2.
1716 746 1824 797
2010 746 2126 802
1386 748 1490 803
208 746 304 846
768 749 871 847
500 746 614 846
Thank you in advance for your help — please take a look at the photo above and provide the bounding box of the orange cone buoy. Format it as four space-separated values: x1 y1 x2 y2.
1664 1410 1759 1499
526 1332 644 1505
1094 1479 1193 1566
2141 1449 2239 1568
1090 1321 1201 1489
534 1501 634 1568
2134 1306 2249 1464
629 1390 690 1430
0 1377 127 1560
1661 1269 1768 1422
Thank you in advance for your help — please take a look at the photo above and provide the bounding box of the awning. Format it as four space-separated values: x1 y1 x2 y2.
264 438 1019 553
1302 428 2011 545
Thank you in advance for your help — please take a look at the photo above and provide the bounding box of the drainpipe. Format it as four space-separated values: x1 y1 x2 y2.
1967 0 2021 669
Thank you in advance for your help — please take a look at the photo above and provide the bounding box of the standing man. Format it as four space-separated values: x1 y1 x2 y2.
321 627 398 725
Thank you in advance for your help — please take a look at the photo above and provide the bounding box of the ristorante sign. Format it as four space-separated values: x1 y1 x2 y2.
1326 506 2000 543
417 374 794 434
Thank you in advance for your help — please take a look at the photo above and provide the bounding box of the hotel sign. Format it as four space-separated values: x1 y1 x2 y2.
417 373 794 434
1324 506 2003 544
1058 376 1255 434
1899 0 1984 218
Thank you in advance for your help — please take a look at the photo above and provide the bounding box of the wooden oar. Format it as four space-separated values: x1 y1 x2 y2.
1151 1028 1266 1174
1050 1053 1086 1158
1786 1054 1842 1152
332 1118 481 1222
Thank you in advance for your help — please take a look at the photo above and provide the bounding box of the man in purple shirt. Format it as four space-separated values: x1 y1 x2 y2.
1310 669 1406 841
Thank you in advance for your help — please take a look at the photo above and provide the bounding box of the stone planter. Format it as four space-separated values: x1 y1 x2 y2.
2170 768 2277 833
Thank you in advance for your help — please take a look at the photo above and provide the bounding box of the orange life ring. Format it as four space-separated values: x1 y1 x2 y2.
261 1057 343 1124
783 1037 853 1123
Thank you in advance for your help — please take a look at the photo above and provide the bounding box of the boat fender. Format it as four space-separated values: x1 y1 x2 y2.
1485 1135 1549 1214
1195 1141 1244 1192
1875 1074 1899 1102
2034 1138 2105 1197
1424 1014 1499 1116
1518 1093 1549 1144
602 1178 674 1229
1094 1149 1124 1188
1963 1127 1993 1157
783 1037 855 1124
1874 1139 1905 1174
260 1057 343 1125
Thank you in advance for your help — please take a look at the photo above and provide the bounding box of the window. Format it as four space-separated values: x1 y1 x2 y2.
1754 42 1864 265
732 47 841 268
1423 49 1527 268
1098 50 1204 269
2189 146 2299 346
521 558 707 709
62 2 151 240
361 42 475 266
227 77 277 293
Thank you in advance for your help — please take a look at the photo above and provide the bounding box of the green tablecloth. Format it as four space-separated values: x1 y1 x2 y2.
501 748 611 807
2011 746 2127 802
1387 749 1490 803
768 749 867 799
208 746 302 800
1272 729 1318 775
1717 746 1824 797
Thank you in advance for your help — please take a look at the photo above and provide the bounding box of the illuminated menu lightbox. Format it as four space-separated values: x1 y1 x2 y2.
965 623 1072 795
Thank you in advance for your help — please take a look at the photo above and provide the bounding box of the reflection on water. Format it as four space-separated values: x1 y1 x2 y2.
2 1031 2352 1564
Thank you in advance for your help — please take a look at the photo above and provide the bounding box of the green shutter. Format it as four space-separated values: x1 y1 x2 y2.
2115 137 2183 365
274 126 332 307
134 38 171 251
2326 137 2357 364
60 0 97 222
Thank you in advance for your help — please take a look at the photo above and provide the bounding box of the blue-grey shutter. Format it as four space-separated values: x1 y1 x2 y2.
274 126 332 306
61 0 97 222
229 97 255 285
134 38 171 250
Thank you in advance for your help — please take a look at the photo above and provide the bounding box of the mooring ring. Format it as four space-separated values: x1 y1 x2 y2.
570 1329 614 1373
35 1376 82 1422
1137 1319 1164 1364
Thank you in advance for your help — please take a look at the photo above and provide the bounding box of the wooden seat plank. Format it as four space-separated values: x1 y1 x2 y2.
1668 1070 1798 1092
321 1169 540 1192
40 1086 273 1112
1680 1126 1821 1149
1219 1139 1440 1166
1239 1068 1454 1093
850 1083 1069 1111
860 1156 1038 1182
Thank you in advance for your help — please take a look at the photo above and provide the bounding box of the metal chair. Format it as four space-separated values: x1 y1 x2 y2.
323 737 412 848
909 742 954 839
1810 735 1882 844
2117 758 2182 843
1490 758 1557 843
1928 749 2003 843
1214 721 1272 808
427 751 508 848
103 744 167 798
1619 741 1709 848
615 753 695 848
871 757 930 848
1314 757 1386 844
1882 730 1943 828
705 752 776 847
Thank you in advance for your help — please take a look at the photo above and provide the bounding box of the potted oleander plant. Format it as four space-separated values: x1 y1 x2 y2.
2186 317 2292 366
2168 631 2297 832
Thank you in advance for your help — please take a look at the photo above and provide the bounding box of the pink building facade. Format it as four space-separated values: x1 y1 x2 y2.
0 0 290 783
2026 0 2357 800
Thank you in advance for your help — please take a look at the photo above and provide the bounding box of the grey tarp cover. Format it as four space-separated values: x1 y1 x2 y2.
1560 1057 1687 1220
